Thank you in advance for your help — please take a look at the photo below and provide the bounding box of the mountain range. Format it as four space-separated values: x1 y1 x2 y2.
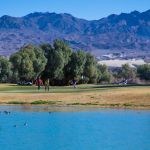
0 10 150 56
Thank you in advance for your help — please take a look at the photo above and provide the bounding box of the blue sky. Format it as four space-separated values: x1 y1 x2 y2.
0 0 150 20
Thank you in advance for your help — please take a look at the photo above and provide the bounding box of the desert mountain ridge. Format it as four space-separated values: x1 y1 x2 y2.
0 9 150 56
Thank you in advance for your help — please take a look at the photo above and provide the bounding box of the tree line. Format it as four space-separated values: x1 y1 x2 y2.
0 40 150 85
0 40 111 85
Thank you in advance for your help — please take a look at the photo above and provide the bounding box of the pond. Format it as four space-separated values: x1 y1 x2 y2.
0 106 150 150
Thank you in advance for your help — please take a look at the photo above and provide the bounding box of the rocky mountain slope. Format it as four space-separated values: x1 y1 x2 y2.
0 10 150 56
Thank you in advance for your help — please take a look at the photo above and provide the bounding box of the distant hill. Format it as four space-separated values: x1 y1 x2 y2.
0 10 150 56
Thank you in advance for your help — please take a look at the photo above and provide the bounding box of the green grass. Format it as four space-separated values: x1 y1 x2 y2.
6 100 150 108
7 100 57 105
30 100 56 105
67 102 150 108
7 101 28 105
1 84 149 109
0 84 149 94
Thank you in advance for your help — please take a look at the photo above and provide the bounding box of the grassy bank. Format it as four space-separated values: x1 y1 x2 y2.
0 84 150 109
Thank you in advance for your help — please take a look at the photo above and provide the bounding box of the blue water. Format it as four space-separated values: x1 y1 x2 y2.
0 106 150 150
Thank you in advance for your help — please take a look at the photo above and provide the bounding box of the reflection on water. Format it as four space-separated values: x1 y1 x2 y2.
0 106 150 150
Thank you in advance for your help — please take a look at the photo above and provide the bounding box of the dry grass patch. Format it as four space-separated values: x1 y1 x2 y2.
0 84 150 109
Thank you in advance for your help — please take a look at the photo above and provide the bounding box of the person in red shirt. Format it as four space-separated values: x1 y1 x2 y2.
36 77 43 90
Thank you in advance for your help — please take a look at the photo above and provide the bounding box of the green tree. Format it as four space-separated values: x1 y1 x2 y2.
10 45 47 81
65 50 86 82
53 40 72 65
119 64 136 80
137 64 150 81
97 64 112 83
0 56 11 82
41 40 72 83
83 53 98 83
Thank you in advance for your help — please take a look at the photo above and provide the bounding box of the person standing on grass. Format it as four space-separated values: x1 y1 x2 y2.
45 78 50 92
72 79 77 88
36 77 43 90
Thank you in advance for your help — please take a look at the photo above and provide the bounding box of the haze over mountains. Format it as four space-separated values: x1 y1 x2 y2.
0 9 150 56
